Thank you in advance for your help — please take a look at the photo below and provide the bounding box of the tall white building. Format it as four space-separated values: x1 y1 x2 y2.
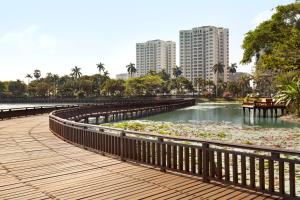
136 40 176 77
179 26 229 84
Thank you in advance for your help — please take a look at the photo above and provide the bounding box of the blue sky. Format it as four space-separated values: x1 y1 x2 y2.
0 0 295 81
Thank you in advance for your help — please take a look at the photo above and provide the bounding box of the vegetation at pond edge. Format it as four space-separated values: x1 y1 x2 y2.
103 120 300 150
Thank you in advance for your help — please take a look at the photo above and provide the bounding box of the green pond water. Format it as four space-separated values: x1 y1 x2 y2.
143 103 300 128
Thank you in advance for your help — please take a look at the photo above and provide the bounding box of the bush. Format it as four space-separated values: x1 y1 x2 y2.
223 91 233 100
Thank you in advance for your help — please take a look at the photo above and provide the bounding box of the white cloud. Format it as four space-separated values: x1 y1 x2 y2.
38 34 57 49
0 26 60 81
251 9 274 27
0 25 57 52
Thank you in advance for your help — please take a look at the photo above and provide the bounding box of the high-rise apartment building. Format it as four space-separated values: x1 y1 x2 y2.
179 26 229 84
136 40 176 77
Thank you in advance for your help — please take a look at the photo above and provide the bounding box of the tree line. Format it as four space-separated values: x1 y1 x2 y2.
0 62 252 98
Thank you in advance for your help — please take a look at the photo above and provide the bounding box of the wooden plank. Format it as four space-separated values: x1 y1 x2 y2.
250 156 255 188
185 146 190 172
241 154 246 186
289 162 295 197
197 148 202 175
232 154 238 184
259 158 265 190
172 145 177 170
279 161 285 195
269 158 274 192
167 144 171 169
224 152 230 182
179 146 183 171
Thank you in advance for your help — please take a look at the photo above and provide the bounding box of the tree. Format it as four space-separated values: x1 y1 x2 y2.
275 78 300 117
25 74 32 85
212 63 224 97
57 76 75 97
125 77 145 96
101 79 125 96
8 80 26 96
226 81 240 98
195 77 206 94
157 69 170 81
126 63 136 78
36 82 51 97
0 81 5 96
241 3 300 84
33 70 41 80
71 66 82 79
78 79 93 96
170 77 194 94
206 80 216 96
103 70 110 79
253 73 274 97
217 79 227 97
238 74 251 97
229 63 237 75
96 62 105 75
142 75 164 95
172 66 182 78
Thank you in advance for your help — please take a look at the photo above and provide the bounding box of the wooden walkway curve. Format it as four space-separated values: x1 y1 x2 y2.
0 115 282 200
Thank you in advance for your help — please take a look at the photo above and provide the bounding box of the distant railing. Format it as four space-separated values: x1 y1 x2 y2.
243 101 286 108
49 98 300 199
0 95 198 103
0 98 189 120
0 105 79 120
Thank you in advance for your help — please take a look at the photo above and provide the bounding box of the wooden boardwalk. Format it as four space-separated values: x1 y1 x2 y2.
0 115 282 200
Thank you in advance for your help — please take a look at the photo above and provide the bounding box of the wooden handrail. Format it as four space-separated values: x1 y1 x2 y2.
49 99 300 199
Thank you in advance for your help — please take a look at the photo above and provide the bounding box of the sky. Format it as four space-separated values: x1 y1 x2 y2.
0 0 295 81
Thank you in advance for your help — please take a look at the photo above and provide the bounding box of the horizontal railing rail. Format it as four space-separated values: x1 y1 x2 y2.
0 105 80 120
48 98 299 199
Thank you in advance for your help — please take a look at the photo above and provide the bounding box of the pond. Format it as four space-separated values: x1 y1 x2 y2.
143 103 300 128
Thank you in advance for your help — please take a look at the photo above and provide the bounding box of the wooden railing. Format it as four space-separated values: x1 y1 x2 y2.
0 98 185 120
48 99 300 199
0 105 80 120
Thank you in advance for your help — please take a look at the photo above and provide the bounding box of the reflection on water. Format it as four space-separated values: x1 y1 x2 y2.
143 103 300 128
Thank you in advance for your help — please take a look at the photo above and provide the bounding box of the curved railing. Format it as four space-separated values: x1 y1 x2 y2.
49 98 300 199
0 105 80 120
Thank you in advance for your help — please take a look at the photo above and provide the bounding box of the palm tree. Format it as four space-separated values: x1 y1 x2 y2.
103 70 110 79
238 74 251 97
212 63 224 97
52 74 59 96
25 74 32 85
195 77 206 93
71 66 82 79
206 79 215 94
172 66 182 78
126 63 136 78
229 63 237 75
96 62 105 75
275 79 300 117
33 69 41 80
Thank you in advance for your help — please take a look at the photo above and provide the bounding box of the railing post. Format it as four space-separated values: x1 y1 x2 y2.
202 142 210 183
120 131 126 161
158 137 166 172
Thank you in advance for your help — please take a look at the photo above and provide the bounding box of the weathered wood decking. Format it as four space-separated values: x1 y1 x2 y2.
0 115 281 199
